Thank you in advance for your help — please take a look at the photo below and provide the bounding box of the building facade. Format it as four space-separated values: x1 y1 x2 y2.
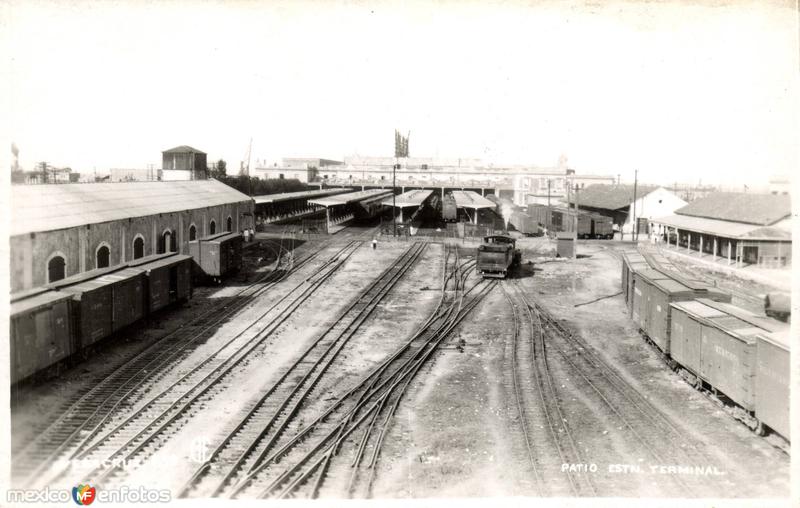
162 145 208 180
10 180 252 293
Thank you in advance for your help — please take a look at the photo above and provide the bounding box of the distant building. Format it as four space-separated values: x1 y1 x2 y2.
651 192 791 267
162 145 208 180
110 167 159 182
567 184 687 235
769 175 791 195
253 158 342 183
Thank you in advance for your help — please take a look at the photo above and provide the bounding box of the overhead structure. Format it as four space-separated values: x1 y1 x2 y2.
451 190 497 224
381 189 432 222
309 189 394 233
253 188 351 205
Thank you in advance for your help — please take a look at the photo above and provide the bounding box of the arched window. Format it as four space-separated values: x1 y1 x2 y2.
47 255 66 283
133 236 145 259
96 245 110 268
226 216 232 232
169 230 177 252
189 224 197 241
209 220 216 235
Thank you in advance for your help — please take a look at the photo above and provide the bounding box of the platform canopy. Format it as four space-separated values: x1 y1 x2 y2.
308 188 393 208
451 190 497 210
254 188 351 205
381 189 433 208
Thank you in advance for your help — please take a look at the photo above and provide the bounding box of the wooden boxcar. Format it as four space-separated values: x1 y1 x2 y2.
129 253 193 313
590 214 614 239
669 299 778 430
97 267 147 333
189 231 244 280
526 204 550 229
635 271 731 354
755 330 790 439
576 213 593 238
10 289 75 384
620 251 649 310
509 211 540 236
52 269 117 346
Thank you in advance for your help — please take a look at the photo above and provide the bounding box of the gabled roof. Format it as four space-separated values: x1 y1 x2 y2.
162 145 206 154
11 180 251 236
567 184 660 211
675 192 791 226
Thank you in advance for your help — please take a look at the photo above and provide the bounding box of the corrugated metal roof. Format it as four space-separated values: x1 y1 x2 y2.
162 145 206 154
382 189 433 207
567 184 660 211
452 190 496 209
672 300 727 318
676 192 791 226
650 214 791 241
127 253 192 271
308 189 393 207
253 188 352 205
11 180 252 237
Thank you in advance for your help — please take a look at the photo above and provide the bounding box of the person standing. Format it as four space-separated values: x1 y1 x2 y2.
372 238 377 250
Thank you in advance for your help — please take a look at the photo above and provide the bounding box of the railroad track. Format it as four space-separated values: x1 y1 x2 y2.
502 282 595 497
180 245 493 499
12 225 380 486
24 239 366 489
528 296 720 497
175 241 429 497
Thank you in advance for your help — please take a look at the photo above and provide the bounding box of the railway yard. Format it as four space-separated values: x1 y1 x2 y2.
8 222 790 501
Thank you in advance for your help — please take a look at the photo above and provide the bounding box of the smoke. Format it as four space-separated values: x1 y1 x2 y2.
11 142 19 171
500 202 514 229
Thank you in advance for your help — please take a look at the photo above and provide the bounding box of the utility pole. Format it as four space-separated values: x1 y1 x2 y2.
393 160 397 237
632 169 639 243
547 179 551 206
573 183 579 260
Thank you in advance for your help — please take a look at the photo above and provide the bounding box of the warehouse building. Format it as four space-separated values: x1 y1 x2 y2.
650 192 792 268
567 184 687 235
10 180 253 292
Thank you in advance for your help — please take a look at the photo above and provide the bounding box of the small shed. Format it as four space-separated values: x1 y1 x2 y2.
556 232 575 258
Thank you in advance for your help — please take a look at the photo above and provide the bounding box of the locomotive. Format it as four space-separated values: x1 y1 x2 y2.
476 235 521 279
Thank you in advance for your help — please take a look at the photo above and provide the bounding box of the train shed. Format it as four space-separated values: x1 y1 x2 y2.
451 190 496 224
308 188 393 233
381 189 433 222
253 188 351 226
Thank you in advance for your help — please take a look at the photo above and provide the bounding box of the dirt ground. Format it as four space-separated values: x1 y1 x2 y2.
9 232 791 501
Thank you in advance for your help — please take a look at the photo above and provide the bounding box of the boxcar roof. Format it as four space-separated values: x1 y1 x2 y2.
129 253 193 271
672 299 779 339
672 300 727 318
200 231 242 243
46 265 128 289
10 290 73 317
11 180 252 236
696 298 784 333
756 329 791 350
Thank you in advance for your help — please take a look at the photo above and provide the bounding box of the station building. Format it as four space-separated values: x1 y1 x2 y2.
567 184 687 235
650 192 792 268
10 180 253 292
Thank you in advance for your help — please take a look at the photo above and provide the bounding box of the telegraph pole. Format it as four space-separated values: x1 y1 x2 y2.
632 169 639 242
392 159 397 237
547 179 551 206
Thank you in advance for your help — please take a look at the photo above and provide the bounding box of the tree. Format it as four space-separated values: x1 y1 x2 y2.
210 159 227 178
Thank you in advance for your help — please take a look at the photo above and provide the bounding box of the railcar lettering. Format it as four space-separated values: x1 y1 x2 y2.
561 463 597 473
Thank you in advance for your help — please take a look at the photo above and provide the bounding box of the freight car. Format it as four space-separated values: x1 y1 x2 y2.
476 235 521 278
590 214 614 239
10 289 75 384
10 253 194 384
764 291 790 322
754 330 790 439
188 231 243 283
509 211 541 236
442 193 457 222
670 299 787 436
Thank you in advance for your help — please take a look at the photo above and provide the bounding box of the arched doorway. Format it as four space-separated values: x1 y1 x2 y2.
209 220 216 235
133 236 145 259
96 245 110 268
189 224 197 241
48 255 66 283
226 216 232 232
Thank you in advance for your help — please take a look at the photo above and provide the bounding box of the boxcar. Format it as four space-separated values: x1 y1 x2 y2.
591 214 614 239
97 267 147 333
640 275 731 354
10 289 75 384
670 298 777 431
509 211 540 236
620 251 649 309
129 253 193 313
576 213 593 238
189 231 244 280
52 268 118 347
526 204 549 229
755 330 790 439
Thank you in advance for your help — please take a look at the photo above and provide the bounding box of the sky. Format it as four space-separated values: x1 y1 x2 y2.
2 0 798 187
